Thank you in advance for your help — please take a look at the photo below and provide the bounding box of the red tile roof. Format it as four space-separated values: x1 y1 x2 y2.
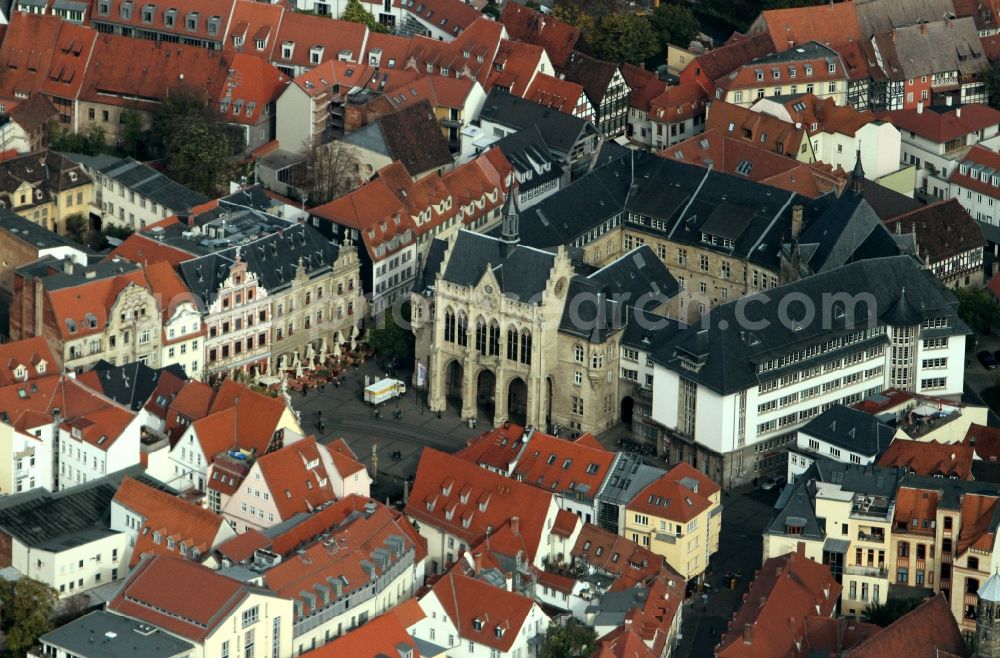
551 508 578 538
648 81 708 124
455 424 526 471
950 144 1000 199
964 423 1000 461
217 53 289 126
0 336 58 387
273 14 369 71
877 438 975 479
685 32 775 84
511 431 614 499
717 552 840 658
983 34 1000 62
406 0 482 38
91 0 237 45
0 374 109 433
627 461 718 523
142 260 198 325
405 448 554 563
227 0 285 59
524 73 587 114
621 63 667 113
571 523 662 590
752 2 862 52
114 477 229 567
428 571 540 652
300 605 424 658
46 267 151 340
215 528 270 563
593 625 658 658
0 13 97 105
380 74 477 112
845 593 970 657
262 496 426 617
957 492 999 555
254 436 338 520
893 487 941 538
705 100 806 157
192 379 292 457
499 1 582 70
486 39 547 97
880 104 1000 144
109 232 196 268
108 554 260 643
61 403 135 452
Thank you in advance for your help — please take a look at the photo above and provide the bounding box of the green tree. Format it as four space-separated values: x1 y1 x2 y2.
956 286 1000 335
539 618 598 658
864 597 924 627
342 0 388 32
985 63 1000 110
48 123 111 156
64 212 87 242
594 12 660 64
119 108 147 159
368 302 415 368
0 577 57 656
650 3 700 48
551 1 597 35
164 119 234 197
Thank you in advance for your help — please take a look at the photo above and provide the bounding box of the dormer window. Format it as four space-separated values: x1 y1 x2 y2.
207 15 220 35
282 41 294 59
805 64 813 76
185 11 198 31
97 0 109 15
473 618 484 631
440 67 448 75
164 8 175 26
310 45 324 65
141 4 153 22
119 1 132 20
426 62 434 73
494 625 505 638
255 38 265 50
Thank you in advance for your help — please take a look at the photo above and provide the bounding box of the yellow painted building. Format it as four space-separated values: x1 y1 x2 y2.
623 462 722 582
0 151 92 235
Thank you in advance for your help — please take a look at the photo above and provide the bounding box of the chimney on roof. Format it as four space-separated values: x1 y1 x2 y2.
957 106 962 118
917 101 924 114
743 623 753 644
510 516 520 536
947 96 953 107
63 257 74 276
474 551 483 574
797 541 806 556
791 205 804 240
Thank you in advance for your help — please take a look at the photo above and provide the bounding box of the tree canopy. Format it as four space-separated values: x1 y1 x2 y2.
149 92 235 197
593 11 660 65
650 3 700 48
539 618 598 658
956 286 1000 335
342 0 388 32
0 577 57 657
864 597 924 627
984 63 1000 110
368 302 415 368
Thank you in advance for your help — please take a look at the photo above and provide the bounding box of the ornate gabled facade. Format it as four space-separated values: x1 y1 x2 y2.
412 193 678 435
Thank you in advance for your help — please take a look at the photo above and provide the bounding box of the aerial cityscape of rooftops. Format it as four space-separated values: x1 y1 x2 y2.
7 0 1000 656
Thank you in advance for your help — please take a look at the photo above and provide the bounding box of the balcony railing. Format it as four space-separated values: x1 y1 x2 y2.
942 553 952 564
857 531 886 543
844 564 888 578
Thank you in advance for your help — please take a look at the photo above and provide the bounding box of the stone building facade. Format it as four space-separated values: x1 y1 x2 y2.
412 195 678 434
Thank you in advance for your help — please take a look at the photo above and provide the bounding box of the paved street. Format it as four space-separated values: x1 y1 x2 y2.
289 360 491 502
676 486 779 658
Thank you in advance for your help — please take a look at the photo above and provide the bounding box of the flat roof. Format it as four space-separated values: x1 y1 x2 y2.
40 611 194 658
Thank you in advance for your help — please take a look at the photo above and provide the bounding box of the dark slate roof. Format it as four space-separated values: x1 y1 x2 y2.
88 360 187 411
791 191 901 274
344 100 453 175
81 155 208 212
859 178 923 220
16 255 139 291
489 126 564 194
558 245 679 342
0 466 166 550
418 234 678 344
652 255 969 395
39 611 195 658
0 207 92 251
518 150 834 274
179 222 340 308
799 405 895 456
561 50 619 107
766 459 905 539
436 230 557 302
479 88 594 157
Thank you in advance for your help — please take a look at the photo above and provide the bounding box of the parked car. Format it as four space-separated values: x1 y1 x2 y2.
978 350 998 370
761 476 786 491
